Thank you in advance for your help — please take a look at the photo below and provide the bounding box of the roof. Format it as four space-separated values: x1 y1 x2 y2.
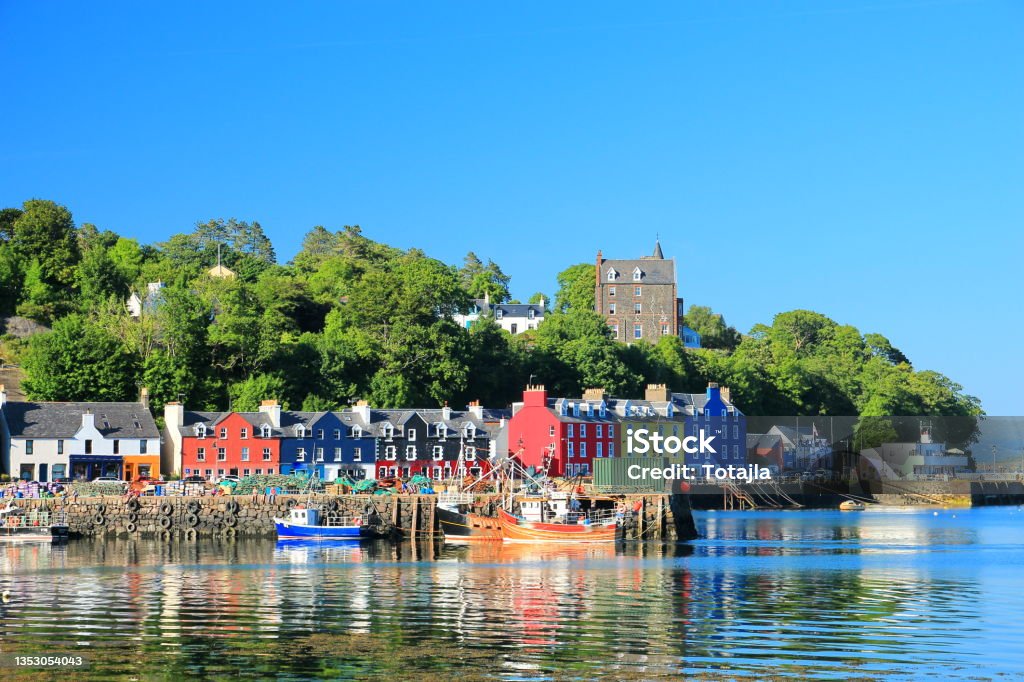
600 257 675 285
747 433 783 450
4 401 160 439
467 300 544 319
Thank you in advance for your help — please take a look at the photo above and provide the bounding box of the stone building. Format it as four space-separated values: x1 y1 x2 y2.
595 239 686 344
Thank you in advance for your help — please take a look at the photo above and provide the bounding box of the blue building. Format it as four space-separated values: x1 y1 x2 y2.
278 411 376 481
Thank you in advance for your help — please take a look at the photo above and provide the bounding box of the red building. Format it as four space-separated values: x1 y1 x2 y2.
178 402 283 480
506 386 619 478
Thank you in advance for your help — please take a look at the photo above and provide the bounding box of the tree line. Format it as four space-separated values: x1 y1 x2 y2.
0 199 983 426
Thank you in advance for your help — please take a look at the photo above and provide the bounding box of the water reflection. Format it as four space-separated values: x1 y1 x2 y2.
0 508 1021 680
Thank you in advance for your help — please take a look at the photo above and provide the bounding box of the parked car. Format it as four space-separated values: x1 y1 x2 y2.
53 477 73 484
218 475 241 484
181 475 206 484
92 476 123 483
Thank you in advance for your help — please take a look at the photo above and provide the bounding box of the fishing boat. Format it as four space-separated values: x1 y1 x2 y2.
498 493 618 543
273 506 368 540
437 492 503 542
0 502 70 542
839 499 866 511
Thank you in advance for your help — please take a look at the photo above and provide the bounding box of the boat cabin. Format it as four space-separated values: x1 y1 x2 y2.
288 507 319 526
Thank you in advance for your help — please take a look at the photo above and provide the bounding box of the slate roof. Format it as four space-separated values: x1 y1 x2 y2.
747 433 783 450
469 300 545 319
600 257 675 285
4 401 159 439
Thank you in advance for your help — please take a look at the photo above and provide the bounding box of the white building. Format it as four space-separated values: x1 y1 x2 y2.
0 388 161 482
453 294 546 335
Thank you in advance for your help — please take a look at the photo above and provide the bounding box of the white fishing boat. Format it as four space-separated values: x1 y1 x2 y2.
0 502 70 541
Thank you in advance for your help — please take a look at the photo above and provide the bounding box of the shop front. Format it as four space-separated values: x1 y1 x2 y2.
122 454 160 481
69 455 123 481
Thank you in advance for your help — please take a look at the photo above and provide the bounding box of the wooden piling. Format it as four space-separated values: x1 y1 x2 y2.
411 495 419 541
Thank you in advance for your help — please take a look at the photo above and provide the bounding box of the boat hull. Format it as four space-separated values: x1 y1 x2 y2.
497 509 617 543
437 506 503 542
274 518 367 539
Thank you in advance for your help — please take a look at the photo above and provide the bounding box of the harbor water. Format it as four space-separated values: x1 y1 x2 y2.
2 506 1024 680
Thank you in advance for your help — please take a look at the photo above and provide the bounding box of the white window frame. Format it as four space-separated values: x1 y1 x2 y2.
432 446 444 461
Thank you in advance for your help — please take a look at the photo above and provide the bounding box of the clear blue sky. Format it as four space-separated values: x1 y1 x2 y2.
1 1 1021 413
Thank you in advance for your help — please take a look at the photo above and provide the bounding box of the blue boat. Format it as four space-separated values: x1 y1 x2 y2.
273 506 369 540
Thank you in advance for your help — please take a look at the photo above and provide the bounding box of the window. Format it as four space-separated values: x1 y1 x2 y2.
220 427 228 439
634 324 642 339
296 448 306 461
113 440 120 454
217 448 226 461
464 424 476 440
333 429 341 440
432 446 444 461
195 424 206 438
383 424 394 440
218 469 225 476
633 268 642 281
436 424 448 439
608 442 615 457
466 446 476 460
432 467 442 479
295 425 306 438
607 425 614 438
580 442 587 458
352 426 362 439
580 424 586 437
240 428 248 439
255 468 262 475
610 324 619 339
263 448 272 461
385 446 397 461
596 425 603 438
352 447 362 462
85 439 93 454
733 445 740 460
634 302 642 314
733 425 739 439
607 269 616 281
573 403 580 417
596 442 603 458
528 308 535 320
140 439 148 454
334 447 343 461
405 445 416 460
241 447 250 461
567 424 573 437
407 429 416 441
196 447 207 462
635 286 642 297
267 468 275 475
609 286 616 297
567 441 574 458
495 308 503 320
316 429 324 440
510 323 518 334
260 425 272 438
25 440 34 455
549 425 556 437
315 447 324 462
243 469 251 476
580 463 589 475
661 324 669 336
609 303 616 315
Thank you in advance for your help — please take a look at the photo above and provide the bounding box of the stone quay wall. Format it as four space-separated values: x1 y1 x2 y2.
10 492 694 541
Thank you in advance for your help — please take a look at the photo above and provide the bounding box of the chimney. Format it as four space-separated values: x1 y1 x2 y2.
538 296 545 311
523 385 548 408
720 387 731 404
645 384 670 402
139 386 150 410
484 290 490 306
165 401 184 427
582 388 606 402
706 382 721 402
596 250 603 286
442 403 452 420
81 411 96 431
258 399 282 428
467 400 483 419
353 400 371 423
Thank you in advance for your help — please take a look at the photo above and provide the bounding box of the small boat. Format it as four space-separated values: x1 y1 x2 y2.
839 500 866 511
0 503 70 542
273 506 368 540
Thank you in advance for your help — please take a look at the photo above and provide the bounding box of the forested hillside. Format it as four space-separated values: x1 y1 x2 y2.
0 199 982 419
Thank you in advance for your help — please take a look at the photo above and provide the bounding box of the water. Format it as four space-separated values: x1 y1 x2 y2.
2 507 1024 680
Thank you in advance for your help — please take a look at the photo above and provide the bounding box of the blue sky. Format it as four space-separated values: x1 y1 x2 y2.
1 1 1021 413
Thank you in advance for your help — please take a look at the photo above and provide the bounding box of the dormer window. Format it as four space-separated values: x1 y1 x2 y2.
572 402 580 417
352 425 363 439
464 423 476 441
195 424 207 438
435 423 448 439
559 402 568 416
295 425 305 438
607 268 618 281
632 267 642 281
260 424 272 438
495 308 503 320
383 424 394 440
528 308 535 320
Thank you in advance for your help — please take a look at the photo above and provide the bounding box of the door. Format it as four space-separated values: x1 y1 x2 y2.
39 463 48 482
124 463 134 481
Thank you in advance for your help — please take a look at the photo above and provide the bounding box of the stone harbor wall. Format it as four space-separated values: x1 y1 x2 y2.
9 492 696 541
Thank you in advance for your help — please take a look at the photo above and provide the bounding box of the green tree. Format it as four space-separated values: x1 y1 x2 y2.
229 373 289 412
10 199 80 288
23 314 138 401
554 263 596 312
684 305 742 351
